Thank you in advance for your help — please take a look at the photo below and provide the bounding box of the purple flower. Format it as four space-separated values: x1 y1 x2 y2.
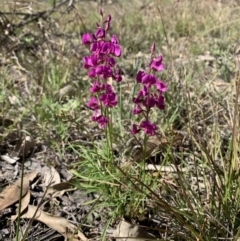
133 91 144 104
106 15 111 22
100 83 113 93
155 94 165 110
132 104 142 115
130 124 140 135
113 68 122 82
156 80 167 92
107 57 115 67
142 74 157 87
139 85 148 96
140 121 157 136
136 70 145 83
90 81 100 93
81 33 91 45
143 94 155 108
87 97 99 110
82 13 122 128
130 43 166 136
88 68 96 78
95 65 113 79
83 55 98 69
101 42 112 55
111 35 118 44
91 111 99 122
110 35 121 57
94 27 105 39
83 56 92 69
99 92 117 107
150 56 164 72
90 41 104 54
92 111 108 128
99 38 121 57
98 115 108 128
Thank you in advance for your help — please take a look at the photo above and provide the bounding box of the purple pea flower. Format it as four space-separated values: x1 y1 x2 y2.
132 104 143 115
101 42 112 55
143 94 155 108
142 74 157 87
88 68 96 78
140 85 148 96
156 80 167 92
98 115 108 128
136 70 145 83
100 92 117 107
92 111 108 128
100 83 113 93
110 35 121 57
87 97 99 110
140 121 157 136
82 12 122 129
99 36 121 57
90 40 105 55
106 15 111 22
131 43 166 136
114 68 122 82
130 124 140 135
90 81 100 93
81 33 91 45
94 27 105 39
150 56 164 72
83 56 93 69
133 91 144 104
155 94 165 110
83 55 98 69
132 85 148 105
95 65 113 79
107 57 116 67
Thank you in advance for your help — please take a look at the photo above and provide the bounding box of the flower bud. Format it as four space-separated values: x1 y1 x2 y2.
151 43 155 53
99 7 103 17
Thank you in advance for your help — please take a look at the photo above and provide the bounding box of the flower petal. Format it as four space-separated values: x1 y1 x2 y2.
150 56 164 72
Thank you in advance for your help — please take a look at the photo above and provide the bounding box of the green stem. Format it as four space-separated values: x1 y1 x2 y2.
106 108 114 160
